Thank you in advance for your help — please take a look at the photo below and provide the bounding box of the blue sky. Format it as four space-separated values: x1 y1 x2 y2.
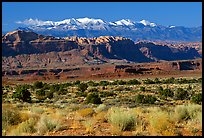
2 2 202 32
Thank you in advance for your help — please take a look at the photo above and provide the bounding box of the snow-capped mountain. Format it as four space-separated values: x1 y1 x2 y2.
16 17 202 42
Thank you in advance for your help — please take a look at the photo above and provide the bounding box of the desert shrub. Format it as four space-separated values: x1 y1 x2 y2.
195 112 202 129
45 91 54 99
154 78 161 84
9 118 38 135
94 111 108 123
197 77 202 83
76 91 87 97
114 86 125 91
107 107 136 133
186 104 202 120
191 93 202 104
78 83 88 92
143 78 155 84
95 104 108 113
77 108 95 117
33 81 44 89
174 88 189 100
174 104 202 123
64 82 72 87
135 94 157 104
149 110 175 135
73 80 80 85
36 114 62 135
86 92 102 104
100 91 116 97
117 80 126 85
87 81 99 86
163 77 175 84
126 79 141 85
36 89 45 96
12 87 31 103
140 86 145 92
88 88 99 93
174 105 190 122
49 84 60 92
135 94 145 103
111 80 119 85
2 106 22 131
99 80 110 86
30 106 45 114
157 86 163 92
56 87 68 95
159 88 174 98
41 83 50 90
83 119 95 133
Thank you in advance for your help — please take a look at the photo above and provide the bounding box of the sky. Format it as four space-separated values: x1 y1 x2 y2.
2 2 202 32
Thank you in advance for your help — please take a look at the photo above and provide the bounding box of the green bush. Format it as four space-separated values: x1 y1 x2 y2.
86 92 102 104
174 88 189 100
135 94 157 104
159 88 174 98
117 80 126 85
126 79 141 85
157 86 163 92
163 77 175 84
46 91 54 99
87 81 99 86
57 87 68 95
88 88 99 93
100 91 116 97
76 91 87 97
154 78 161 84
12 87 31 103
36 89 45 96
73 80 80 85
191 93 202 104
99 80 110 86
49 84 60 92
140 86 145 92
78 83 88 92
33 81 44 89
143 78 155 84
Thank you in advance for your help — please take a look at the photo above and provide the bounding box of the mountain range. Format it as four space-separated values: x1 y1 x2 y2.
16 17 202 42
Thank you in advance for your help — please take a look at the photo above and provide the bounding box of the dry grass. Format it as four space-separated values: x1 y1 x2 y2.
83 119 95 133
76 108 95 118
107 107 137 135
36 113 63 135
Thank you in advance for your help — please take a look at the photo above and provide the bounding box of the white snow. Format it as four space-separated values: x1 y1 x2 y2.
169 25 175 28
17 17 160 30
76 17 105 25
115 19 135 26
139 20 156 27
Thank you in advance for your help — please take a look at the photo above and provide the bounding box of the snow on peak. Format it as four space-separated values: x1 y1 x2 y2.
16 18 160 29
139 20 156 27
76 17 105 25
16 18 54 26
114 19 135 26
169 25 175 28
54 18 79 26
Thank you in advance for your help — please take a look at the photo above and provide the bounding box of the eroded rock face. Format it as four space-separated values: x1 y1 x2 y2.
2 30 201 70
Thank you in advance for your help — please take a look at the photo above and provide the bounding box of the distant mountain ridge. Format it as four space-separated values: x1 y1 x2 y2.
16 17 202 42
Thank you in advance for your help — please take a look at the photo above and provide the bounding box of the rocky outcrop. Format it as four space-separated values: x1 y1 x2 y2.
2 30 201 70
